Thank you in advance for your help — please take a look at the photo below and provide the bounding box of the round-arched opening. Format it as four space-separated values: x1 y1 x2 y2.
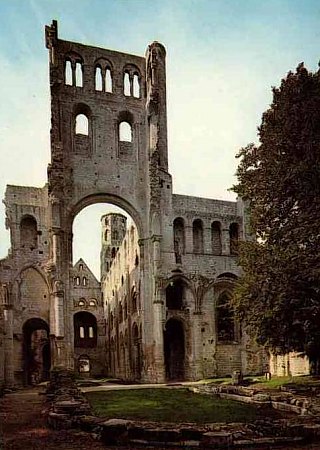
71 199 142 281
20 215 38 250
166 279 185 310
22 318 50 385
164 318 185 381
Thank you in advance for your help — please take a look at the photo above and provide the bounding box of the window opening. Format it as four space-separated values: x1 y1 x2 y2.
119 121 132 142
75 277 80 286
65 60 73 85
230 223 239 255
124 72 131 96
211 221 222 255
89 326 94 338
75 62 83 87
105 68 112 92
95 66 103 91
80 326 85 338
82 277 87 286
193 219 204 254
217 294 235 341
133 74 140 98
173 218 185 263
166 279 184 310
75 114 89 135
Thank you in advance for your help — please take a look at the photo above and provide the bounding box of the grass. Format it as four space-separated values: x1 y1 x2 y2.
86 388 280 423
245 375 320 390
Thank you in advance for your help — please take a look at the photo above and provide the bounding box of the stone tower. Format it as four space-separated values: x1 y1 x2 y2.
100 213 127 280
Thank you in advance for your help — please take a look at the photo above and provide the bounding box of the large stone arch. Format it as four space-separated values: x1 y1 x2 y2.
18 267 50 322
68 193 145 240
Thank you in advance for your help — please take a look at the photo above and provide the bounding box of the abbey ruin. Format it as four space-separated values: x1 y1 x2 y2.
0 20 274 388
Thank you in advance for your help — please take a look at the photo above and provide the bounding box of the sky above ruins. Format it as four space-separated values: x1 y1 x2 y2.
0 0 320 277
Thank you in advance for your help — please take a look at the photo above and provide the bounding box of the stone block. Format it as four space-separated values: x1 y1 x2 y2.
100 418 131 445
201 431 233 447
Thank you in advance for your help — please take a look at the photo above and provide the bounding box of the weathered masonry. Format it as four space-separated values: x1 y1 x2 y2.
0 21 268 388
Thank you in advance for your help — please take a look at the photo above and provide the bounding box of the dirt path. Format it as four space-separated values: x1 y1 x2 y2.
0 387 111 450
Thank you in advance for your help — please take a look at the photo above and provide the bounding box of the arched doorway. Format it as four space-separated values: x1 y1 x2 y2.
22 318 50 385
164 318 185 381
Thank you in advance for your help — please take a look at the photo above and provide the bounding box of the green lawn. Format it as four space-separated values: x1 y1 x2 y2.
86 388 280 423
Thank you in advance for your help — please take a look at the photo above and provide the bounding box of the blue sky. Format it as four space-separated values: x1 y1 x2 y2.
1 0 319 276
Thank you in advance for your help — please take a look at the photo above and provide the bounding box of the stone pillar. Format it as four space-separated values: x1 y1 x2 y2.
152 286 166 383
188 312 203 381
221 228 230 256
4 307 15 387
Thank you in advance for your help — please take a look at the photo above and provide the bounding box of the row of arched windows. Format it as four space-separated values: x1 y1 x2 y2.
74 276 88 287
74 114 133 143
65 59 141 98
173 218 239 260
76 298 97 308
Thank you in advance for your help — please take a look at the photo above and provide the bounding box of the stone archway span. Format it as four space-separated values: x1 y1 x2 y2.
17 264 51 291
67 192 145 239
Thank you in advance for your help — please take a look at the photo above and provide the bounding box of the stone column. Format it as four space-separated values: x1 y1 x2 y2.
221 228 230 255
4 307 15 387
188 312 203 380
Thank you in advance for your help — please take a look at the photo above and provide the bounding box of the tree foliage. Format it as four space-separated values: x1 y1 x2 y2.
232 64 320 370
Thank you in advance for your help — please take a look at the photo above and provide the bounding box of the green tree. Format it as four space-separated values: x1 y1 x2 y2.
232 63 320 374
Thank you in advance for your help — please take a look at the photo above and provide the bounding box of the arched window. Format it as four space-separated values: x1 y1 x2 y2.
89 299 96 307
65 60 73 85
95 66 103 91
74 276 80 286
105 68 112 92
20 216 38 250
124 72 131 96
211 221 222 255
216 293 235 342
74 312 97 347
119 121 132 142
82 277 88 286
173 217 185 263
229 223 239 255
166 279 184 310
133 74 140 98
75 62 83 87
78 298 85 307
193 219 204 254
75 114 89 135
